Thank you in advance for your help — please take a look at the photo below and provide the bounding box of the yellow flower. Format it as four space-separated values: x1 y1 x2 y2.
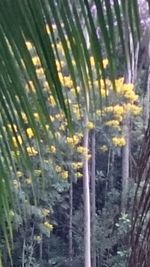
63 76 73 88
16 171 23 178
56 42 64 55
36 68 45 77
66 137 74 145
55 60 65 71
112 137 126 147
61 171 69 179
25 81 36 93
102 58 109 68
44 221 53 231
96 109 102 116
66 135 80 146
103 106 114 113
7 124 17 132
49 115 55 122
55 165 62 173
105 120 120 128
64 99 72 105
55 113 61 120
49 145 56 153
12 135 22 147
45 24 51 34
71 162 83 169
123 103 142 115
26 146 38 156
25 41 33 50
113 105 124 116
115 77 124 93
13 179 20 189
90 56 95 66
33 113 40 120
87 121 95 129
32 56 41 67
48 96 56 107
74 172 83 178
76 146 88 155
26 178 32 185
34 169 42 176
21 112 28 123
43 81 50 91
26 128 34 138
100 145 108 152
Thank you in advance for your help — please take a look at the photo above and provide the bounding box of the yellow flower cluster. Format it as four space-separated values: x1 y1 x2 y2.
113 105 124 116
26 128 34 138
26 146 38 156
61 171 69 179
74 172 83 178
90 56 95 66
123 103 142 115
66 134 80 146
122 83 138 102
7 124 18 132
102 58 109 68
100 145 108 152
55 60 65 71
61 75 73 88
26 178 32 185
12 135 22 147
48 95 56 107
16 171 23 178
103 106 114 113
36 67 45 78
76 146 88 155
32 56 41 67
55 42 64 55
55 165 62 173
55 113 64 121
105 120 120 128
71 162 83 170
34 169 42 176
21 112 28 123
70 86 80 95
87 121 95 129
115 77 124 93
25 41 33 50
112 137 126 147
49 145 56 153
25 81 36 93
72 104 81 120
44 221 53 231
33 113 40 121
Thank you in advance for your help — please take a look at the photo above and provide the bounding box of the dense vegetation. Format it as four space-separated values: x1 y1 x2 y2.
0 1 150 267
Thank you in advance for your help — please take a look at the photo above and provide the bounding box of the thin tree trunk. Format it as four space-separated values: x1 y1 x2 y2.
121 116 130 212
83 114 91 267
91 129 96 267
69 178 73 262
145 66 150 129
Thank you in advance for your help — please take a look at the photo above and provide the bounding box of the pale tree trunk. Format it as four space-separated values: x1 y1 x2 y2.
121 2 134 213
83 113 91 267
145 67 150 129
69 177 73 262
121 116 130 212
91 129 96 267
